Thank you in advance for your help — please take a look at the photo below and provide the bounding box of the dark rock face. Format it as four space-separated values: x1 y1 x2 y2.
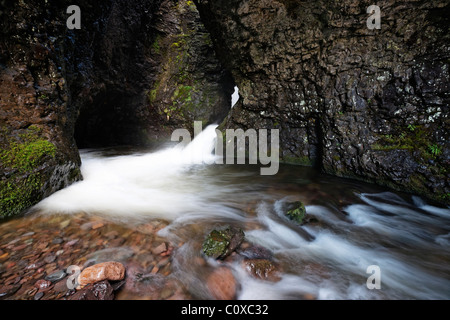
71 0 233 147
149 0 234 136
194 0 450 204
69 0 164 147
0 0 84 217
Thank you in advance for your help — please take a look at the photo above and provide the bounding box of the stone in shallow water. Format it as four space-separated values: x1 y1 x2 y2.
123 263 166 296
206 267 237 300
152 242 168 255
54 280 69 293
83 247 134 265
202 226 245 260
45 270 67 282
34 292 44 300
35 279 52 291
78 261 126 287
0 284 21 299
52 238 63 245
238 244 273 260
22 232 35 237
69 280 114 300
242 259 280 281
284 201 306 224
44 254 56 264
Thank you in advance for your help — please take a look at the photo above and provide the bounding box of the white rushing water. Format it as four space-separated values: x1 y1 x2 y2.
36 125 235 221
35 124 450 300
231 86 240 108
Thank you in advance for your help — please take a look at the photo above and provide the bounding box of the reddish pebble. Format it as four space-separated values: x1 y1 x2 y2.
151 266 159 274
152 243 167 255
26 263 37 270
207 267 237 300
91 221 104 230
35 279 52 290
77 261 125 287
64 239 79 248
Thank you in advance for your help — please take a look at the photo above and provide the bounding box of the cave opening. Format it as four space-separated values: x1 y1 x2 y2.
73 88 151 149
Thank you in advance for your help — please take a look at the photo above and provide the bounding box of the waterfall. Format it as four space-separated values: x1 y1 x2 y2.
35 125 226 221
231 86 239 108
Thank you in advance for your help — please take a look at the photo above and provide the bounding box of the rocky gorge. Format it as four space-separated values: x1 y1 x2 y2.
0 0 233 218
0 0 449 302
1 0 448 218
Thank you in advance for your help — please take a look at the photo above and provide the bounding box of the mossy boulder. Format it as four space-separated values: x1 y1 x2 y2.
0 126 60 218
284 201 306 224
202 226 245 260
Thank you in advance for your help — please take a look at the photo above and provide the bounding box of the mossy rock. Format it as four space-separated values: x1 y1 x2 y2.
285 201 306 224
0 126 56 218
202 226 245 260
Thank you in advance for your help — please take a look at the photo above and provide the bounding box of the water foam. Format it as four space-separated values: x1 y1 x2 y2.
36 125 223 221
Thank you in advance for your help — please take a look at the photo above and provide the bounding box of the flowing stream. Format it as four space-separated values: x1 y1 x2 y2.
2 125 449 300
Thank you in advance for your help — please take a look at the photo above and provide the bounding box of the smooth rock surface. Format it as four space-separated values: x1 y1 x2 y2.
78 262 126 287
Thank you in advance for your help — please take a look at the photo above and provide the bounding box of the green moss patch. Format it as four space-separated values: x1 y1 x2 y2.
202 226 245 260
372 124 443 161
285 201 306 224
0 126 56 218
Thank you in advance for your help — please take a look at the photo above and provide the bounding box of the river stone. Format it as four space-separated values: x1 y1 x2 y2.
83 247 134 265
284 201 306 224
206 267 237 300
242 259 279 282
0 284 21 299
34 292 44 300
202 226 245 260
69 280 114 300
54 280 70 293
77 262 126 287
35 279 52 291
238 244 273 260
45 270 67 283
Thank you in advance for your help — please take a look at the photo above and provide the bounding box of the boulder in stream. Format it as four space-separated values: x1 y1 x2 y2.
78 261 126 288
284 201 306 224
242 259 280 282
206 267 237 300
202 226 245 260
